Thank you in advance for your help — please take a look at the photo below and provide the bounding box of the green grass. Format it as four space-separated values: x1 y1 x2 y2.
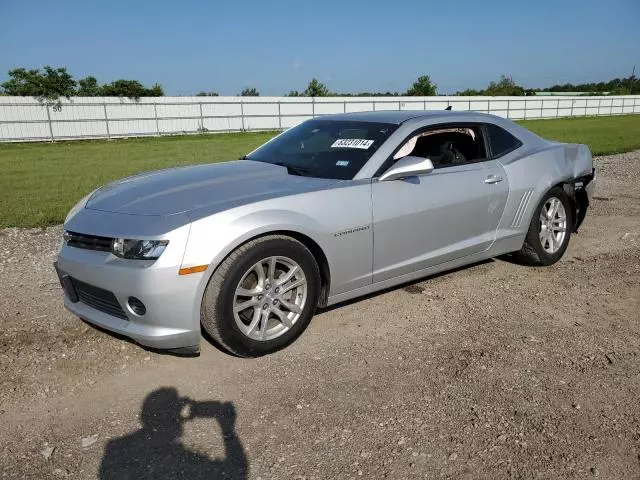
1 114 639 228
520 115 640 155
0 132 274 228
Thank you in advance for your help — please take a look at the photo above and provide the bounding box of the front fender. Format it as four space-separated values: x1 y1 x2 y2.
183 182 374 323
183 209 329 272
182 209 331 334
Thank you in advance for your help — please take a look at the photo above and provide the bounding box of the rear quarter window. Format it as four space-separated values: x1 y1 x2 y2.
487 124 522 158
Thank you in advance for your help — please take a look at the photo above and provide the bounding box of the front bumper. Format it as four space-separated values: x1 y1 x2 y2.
56 240 204 352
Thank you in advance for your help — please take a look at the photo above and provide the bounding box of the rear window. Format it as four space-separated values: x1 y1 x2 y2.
486 123 522 158
246 120 397 180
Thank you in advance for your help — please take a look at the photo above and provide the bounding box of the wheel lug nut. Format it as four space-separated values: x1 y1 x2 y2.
274 287 280 293
273 299 279 305
257 295 263 300
262 303 268 310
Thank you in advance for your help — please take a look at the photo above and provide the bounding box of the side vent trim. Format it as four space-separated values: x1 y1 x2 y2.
511 190 533 228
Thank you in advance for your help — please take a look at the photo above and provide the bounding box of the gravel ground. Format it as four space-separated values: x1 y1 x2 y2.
1 152 639 479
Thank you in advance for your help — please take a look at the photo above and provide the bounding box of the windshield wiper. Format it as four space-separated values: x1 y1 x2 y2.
274 162 310 177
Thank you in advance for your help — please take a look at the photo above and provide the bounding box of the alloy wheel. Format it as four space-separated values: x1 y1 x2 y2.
233 256 307 341
538 196 567 254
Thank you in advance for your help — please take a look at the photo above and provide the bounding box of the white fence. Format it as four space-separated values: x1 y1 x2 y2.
1 95 639 142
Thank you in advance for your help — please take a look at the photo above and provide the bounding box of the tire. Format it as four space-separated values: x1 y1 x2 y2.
513 186 572 266
201 235 320 357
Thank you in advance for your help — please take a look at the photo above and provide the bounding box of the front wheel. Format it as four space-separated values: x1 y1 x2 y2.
201 235 320 357
513 186 572 266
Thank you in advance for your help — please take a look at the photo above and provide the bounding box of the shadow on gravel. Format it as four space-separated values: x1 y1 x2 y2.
99 387 248 479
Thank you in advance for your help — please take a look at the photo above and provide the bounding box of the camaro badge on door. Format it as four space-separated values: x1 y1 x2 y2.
334 225 371 237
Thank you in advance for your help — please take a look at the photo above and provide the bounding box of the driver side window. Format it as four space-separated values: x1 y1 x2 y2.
392 125 487 168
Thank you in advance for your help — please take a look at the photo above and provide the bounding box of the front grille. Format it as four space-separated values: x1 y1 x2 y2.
65 231 113 252
70 278 128 320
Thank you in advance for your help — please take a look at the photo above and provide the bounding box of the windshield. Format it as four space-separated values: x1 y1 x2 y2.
245 120 397 180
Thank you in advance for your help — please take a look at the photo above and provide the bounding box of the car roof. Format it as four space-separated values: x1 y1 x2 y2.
315 110 497 125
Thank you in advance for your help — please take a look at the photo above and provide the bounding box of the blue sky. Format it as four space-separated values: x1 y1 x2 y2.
1 0 639 96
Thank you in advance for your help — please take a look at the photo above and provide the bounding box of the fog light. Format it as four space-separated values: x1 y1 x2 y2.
128 297 146 316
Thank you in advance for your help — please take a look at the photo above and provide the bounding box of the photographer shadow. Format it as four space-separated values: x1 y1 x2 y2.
99 387 248 480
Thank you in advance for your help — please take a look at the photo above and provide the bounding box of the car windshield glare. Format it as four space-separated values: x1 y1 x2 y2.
245 120 397 180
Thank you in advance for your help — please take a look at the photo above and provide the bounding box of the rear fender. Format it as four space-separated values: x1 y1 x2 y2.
499 143 594 237
563 143 594 179
561 143 595 232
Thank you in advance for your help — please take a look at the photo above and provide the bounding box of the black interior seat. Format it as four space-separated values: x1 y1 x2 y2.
408 131 479 167
439 141 457 165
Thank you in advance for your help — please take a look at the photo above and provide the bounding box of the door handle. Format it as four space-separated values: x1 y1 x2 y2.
484 175 503 184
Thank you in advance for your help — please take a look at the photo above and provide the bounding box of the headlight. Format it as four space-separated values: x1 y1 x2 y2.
112 239 169 260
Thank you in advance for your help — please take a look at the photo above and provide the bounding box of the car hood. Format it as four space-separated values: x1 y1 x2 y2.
86 160 338 217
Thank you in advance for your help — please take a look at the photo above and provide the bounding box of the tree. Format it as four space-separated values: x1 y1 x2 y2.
146 83 164 97
405 75 437 96
1 68 41 96
196 91 219 96
99 79 163 98
76 76 101 96
542 75 640 95
1 66 164 99
610 85 631 95
455 88 483 96
240 87 259 96
330 91 400 97
285 90 300 97
485 75 525 96
303 78 330 97
1 66 76 101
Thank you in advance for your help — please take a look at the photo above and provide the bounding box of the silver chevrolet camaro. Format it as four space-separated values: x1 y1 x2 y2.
55 111 596 357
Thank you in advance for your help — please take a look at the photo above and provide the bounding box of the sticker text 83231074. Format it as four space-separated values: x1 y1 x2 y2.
331 139 374 149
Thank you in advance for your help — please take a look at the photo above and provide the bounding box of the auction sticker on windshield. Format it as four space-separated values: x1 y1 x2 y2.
331 139 374 149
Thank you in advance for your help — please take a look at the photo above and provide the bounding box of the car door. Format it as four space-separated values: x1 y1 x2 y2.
371 126 508 283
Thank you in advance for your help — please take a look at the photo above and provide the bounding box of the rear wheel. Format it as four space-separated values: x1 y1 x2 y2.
201 235 320 357
513 186 572 266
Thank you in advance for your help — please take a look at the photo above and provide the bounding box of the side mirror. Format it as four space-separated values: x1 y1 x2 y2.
379 156 434 181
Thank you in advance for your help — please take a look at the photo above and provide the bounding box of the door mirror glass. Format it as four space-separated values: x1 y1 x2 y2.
379 156 434 181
